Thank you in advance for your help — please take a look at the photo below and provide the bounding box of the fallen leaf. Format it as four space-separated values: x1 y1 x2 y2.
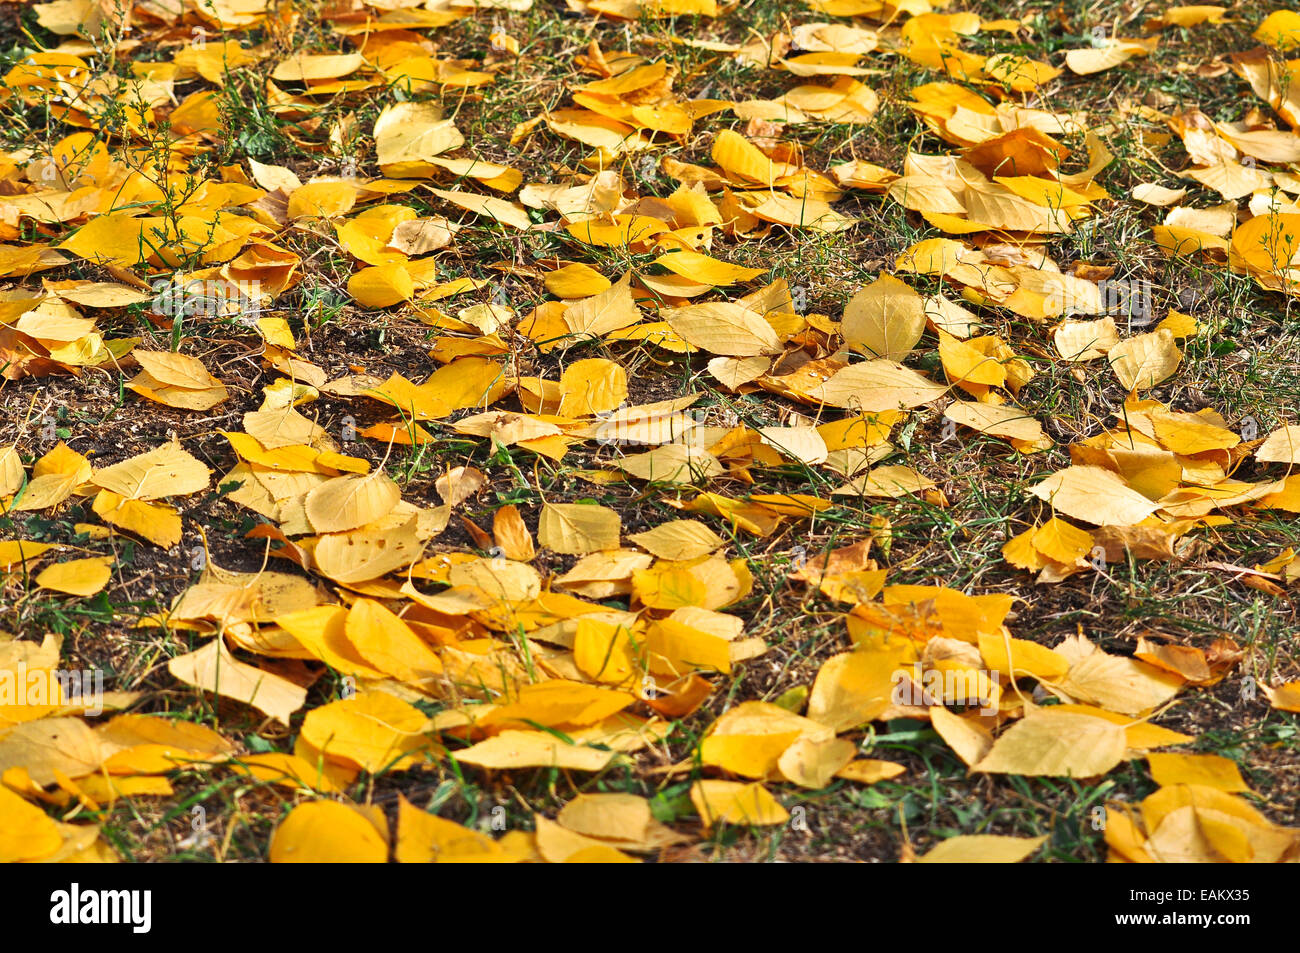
168 638 307 725
917 834 1047 863
270 800 388 863
538 502 621 554
973 710 1127 777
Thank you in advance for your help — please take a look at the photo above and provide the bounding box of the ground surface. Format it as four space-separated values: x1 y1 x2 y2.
1 0 1299 863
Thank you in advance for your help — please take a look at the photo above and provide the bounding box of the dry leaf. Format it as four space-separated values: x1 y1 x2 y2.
168 638 307 725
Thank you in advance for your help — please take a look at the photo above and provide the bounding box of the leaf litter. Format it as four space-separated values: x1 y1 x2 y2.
0 0 1297 864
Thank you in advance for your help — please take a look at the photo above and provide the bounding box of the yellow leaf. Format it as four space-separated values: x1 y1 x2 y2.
653 251 766 286
917 834 1046 863
945 400 1048 447
0 717 102 785
493 504 536 561
938 329 1006 387
244 407 328 449
313 515 424 584
92 441 210 501
11 442 92 512
1140 783 1270 834
1131 183 1187 206
661 301 781 356
776 735 857 788
750 193 856 232
270 800 388 863
348 263 415 308
300 692 433 773
0 539 56 570
422 356 511 411
1147 752 1250 792
304 470 402 533
97 714 234 774
700 730 801 779
646 616 731 674
1150 6 1228 28
423 156 517 190
538 502 621 554
167 638 307 725
35 556 113 596
388 216 457 256
835 465 936 499
274 606 387 679
431 188 530 230
1256 9 1300 49
128 350 228 410
247 158 302 192
434 465 487 507
1054 636 1184 715
343 598 443 683
222 432 338 474
712 130 798 186
627 520 725 560
558 358 628 417
1028 465 1159 526
454 730 620 771
545 262 610 299
286 181 357 219
758 425 829 465
229 752 341 793
1108 328 1181 390
1064 41 1150 75
690 779 788 827
374 102 464 175
71 773 174 805
1256 425 1300 464
616 444 723 484
631 564 710 610
271 52 363 81
0 445 21 497
484 680 635 728
816 359 947 411
1049 704 1193 750
534 814 639 863
396 795 516 862
929 706 994 767
558 278 639 332
1263 681 1300 713
982 53 1060 91
556 793 685 852
573 617 639 685
130 350 221 389
0 785 62 862
1002 527 1047 571
1030 517 1093 564
58 213 164 268
973 710 1127 777
703 701 831 782
978 632 1070 681
843 273 926 360
566 214 667 247
92 492 182 547
835 758 907 784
